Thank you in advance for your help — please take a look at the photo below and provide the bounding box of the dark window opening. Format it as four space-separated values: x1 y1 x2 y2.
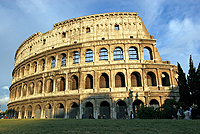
49 79 53 93
131 72 142 87
100 73 109 88
130 36 133 38
162 72 170 86
115 72 125 87
60 77 65 91
42 59 45 71
43 39 46 45
85 74 93 89
147 72 157 86
115 24 119 30
34 62 37 73
72 75 78 90
86 27 90 33
62 32 66 38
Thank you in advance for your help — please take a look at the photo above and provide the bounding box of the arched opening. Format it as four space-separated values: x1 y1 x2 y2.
47 79 53 93
42 59 45 71
56 103 65 118
72 75 78 90
17 86 21 98
21 106 25 119
23 85 27 97
133 100 144 117
113 47 123 61
162 72 170 86
85 74 93 89
143 47 153 60
116 100 127 119
100 101 110 119
60 77 65 91
129 47 138 60
21 67 25 77
149 99 159 109
37 81 43 94
35 105 41 119
51 56 55 68
84 102 93 119
85 49 93 63
27 64 30 75
34 61 37 73
100 73 109 88
27 105 32 119
61 54 66 67
69 103 79 119
73 51 79 64
16 107 19 119
147 72 157 86
29 82 34 95
99 48 108 61
131 72 142 87
45 104 51 118
115 72 125 87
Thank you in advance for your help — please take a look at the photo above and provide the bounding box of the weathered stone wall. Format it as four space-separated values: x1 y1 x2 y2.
8 12 179 119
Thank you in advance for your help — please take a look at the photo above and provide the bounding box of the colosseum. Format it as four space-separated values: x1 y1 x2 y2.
7 12 179 119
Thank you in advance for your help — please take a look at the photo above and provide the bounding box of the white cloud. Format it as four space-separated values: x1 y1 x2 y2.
158 17 200 72
0 97 9 105
1 86 9 90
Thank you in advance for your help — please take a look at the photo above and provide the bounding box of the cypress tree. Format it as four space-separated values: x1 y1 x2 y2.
196 63 200 107
177 62 190 107
187 55 197 104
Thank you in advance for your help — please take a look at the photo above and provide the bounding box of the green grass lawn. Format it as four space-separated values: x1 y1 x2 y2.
0 119 200 134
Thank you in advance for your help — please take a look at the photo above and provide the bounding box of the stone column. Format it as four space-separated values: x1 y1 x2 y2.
139 43 143 61
18 111 21 119
42 75 45 94
156 68 161 90
152 43 156 60
34 81 37 95
41 107 44 119
65 72 68 91
53 78 56 93
51 107 55 118
21 83 24 98
64 101 69 118
169 68 174 88
55 54 59 68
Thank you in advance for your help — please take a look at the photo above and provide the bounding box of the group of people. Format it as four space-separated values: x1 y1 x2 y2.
171 104 199 120
123 109 134 119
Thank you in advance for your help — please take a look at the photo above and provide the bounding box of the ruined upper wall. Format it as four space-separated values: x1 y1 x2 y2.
14 12 153 67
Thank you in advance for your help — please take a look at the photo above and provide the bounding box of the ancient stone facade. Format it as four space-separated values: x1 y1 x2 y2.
8 12 179 119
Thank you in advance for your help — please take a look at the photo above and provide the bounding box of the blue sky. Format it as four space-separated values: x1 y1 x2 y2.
0 0 200 111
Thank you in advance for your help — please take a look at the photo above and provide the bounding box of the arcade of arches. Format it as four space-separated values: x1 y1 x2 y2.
8 12 179 119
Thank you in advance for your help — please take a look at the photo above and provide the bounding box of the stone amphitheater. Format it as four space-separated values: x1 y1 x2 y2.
7 12 179 119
